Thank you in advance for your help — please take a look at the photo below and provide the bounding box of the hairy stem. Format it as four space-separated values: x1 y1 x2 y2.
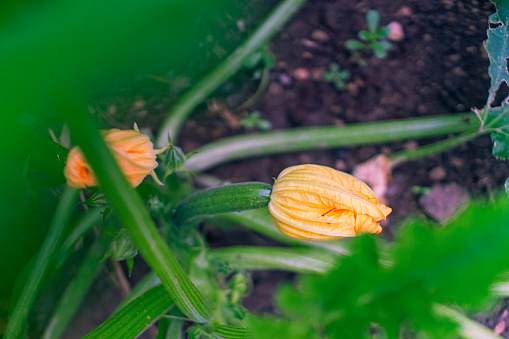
184 114 479 173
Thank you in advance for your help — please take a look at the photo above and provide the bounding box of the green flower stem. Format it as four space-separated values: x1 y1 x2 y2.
172 183 272 225
4 187 78 339
43 233 111 339
389 131 482 167
155 0 308 146
207 246 338 274
62 103 212 322
184 114 479 173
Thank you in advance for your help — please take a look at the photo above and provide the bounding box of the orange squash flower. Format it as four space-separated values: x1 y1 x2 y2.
268 164 392 240
64 128 158 188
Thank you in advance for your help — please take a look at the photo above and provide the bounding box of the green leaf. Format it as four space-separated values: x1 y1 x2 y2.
357 30 371 41
245 314 320 339
372 41 388 59
207 246 338 274
344 39 365 50
485 3 509 105
104 228 138 261
83 285 173 339
480 1 509 157
366 10 380 33
258 197 509 338
476 103 509 158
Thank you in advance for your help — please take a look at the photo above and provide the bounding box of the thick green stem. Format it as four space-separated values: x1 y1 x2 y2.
61 102 212 322
184 114 479 173
155 0 308 146
4 187 78 339
173 182 271 225
389 131 481 167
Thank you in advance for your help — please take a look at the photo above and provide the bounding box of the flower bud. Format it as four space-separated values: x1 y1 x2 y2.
64 128 158 188
268 164 392 240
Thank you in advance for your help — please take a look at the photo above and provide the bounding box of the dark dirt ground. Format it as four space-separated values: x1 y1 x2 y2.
64 0 509 337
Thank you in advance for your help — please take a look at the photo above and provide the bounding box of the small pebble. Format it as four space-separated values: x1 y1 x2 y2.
396 6 412 16
293 68 310 80
279 73 292 85
387 21 405 41
311 29 329 42
419 183 469 222
429 166 447 180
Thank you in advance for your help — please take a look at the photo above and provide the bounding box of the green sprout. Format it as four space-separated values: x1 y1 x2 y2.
323 63 351 91
344 9 392 61
239 111 272 131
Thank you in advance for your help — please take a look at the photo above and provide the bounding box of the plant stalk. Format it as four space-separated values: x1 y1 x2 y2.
389 131 482 167
184 114 479 173
155 0 309 146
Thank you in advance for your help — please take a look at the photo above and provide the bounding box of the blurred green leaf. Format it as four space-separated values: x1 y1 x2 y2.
248 196 509 338
245 314 320 339
372 41 388 59
357 30 371 41
344 39 365 50
366 9 380 33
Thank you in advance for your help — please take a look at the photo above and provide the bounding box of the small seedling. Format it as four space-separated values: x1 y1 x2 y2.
323 63 351 91
345 9 392 60
239 111 272 131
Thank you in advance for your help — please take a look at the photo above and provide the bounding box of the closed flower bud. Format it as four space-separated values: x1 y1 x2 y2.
64 128 158 188
268 164 392 240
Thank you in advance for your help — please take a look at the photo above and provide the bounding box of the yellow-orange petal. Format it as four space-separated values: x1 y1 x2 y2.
268 164 391 240
64 147 97 188
64 128 158 188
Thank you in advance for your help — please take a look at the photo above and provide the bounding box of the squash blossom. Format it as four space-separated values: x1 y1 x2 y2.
268 164 392 240
64 128 158 188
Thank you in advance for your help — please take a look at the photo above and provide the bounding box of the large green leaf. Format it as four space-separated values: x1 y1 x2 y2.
248 196 509 338
478 0 509 158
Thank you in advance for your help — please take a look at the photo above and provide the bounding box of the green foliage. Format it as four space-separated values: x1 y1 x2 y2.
239 111 272 131
478 0 509 158
323 63 351 90
345 9 392 61
248 197 509 338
